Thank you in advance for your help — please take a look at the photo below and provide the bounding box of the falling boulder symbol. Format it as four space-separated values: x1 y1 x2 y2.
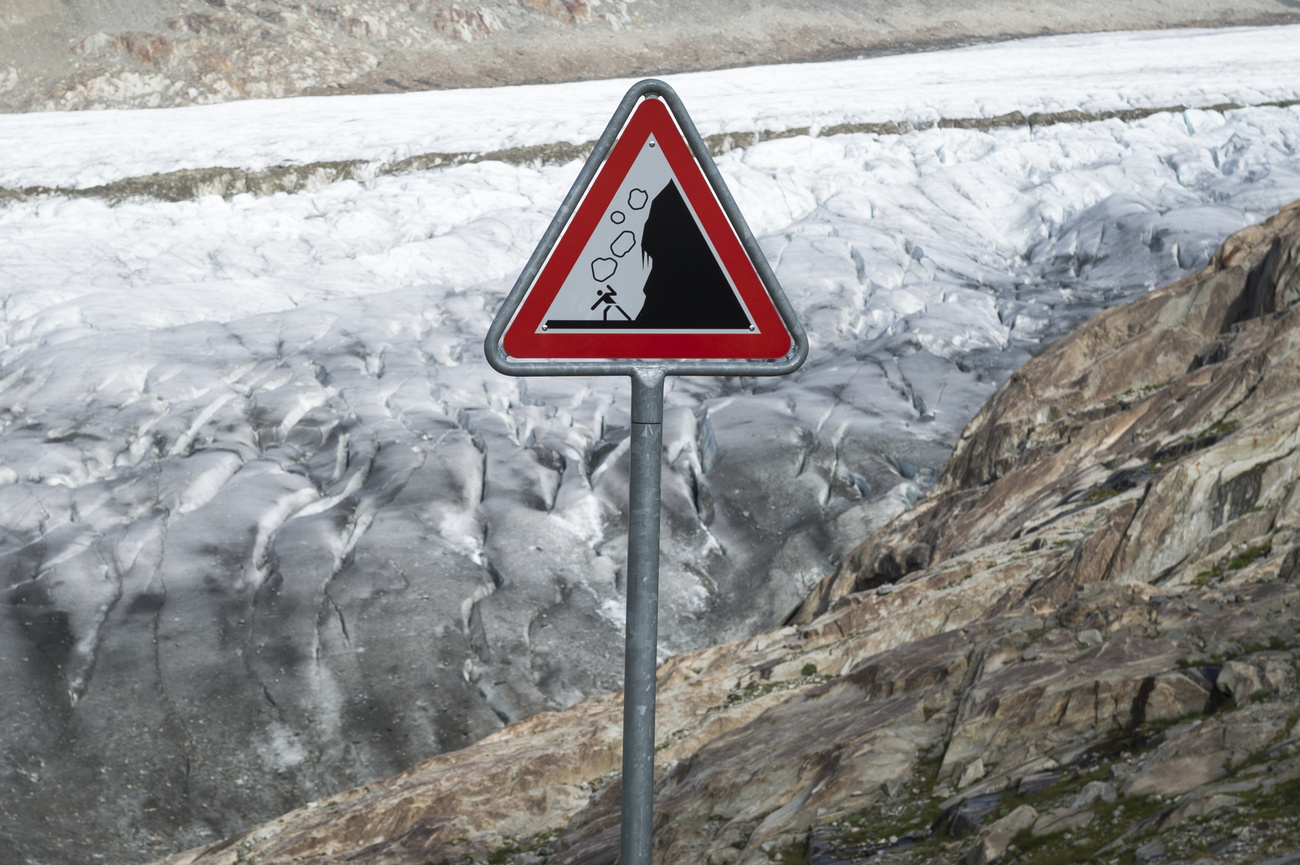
591 257 617 282
628 188 648 210
634 180 750 329
611 211 626 224
610 231 636 258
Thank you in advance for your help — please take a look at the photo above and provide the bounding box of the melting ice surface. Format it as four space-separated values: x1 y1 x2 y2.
2 24 1300 865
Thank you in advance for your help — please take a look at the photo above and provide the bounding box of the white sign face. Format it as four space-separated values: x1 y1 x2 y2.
540 134 752 332
489 83 803 367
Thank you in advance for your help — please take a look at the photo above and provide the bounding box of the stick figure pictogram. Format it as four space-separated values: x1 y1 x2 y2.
592 286 632 321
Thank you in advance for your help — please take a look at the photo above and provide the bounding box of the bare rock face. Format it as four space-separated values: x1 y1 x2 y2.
139 205 1300 864
3 0 1300 113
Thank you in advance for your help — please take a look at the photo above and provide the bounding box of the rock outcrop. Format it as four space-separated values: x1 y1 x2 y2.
3 0 1299 113
140 202 1300 864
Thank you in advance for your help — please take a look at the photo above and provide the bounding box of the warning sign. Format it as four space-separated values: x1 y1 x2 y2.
483 80 809 865
495 90 799 362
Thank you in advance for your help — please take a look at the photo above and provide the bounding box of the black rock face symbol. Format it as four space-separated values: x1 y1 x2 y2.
544 180 752 331
634 181 749 329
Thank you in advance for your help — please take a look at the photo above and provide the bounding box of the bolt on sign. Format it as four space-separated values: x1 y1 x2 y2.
485 78 806 865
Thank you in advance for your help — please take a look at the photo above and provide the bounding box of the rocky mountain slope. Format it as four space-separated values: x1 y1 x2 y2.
3 0 1300 113
141 201 1300 865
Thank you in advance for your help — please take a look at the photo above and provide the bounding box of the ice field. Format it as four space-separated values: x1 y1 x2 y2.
2 23 1300 864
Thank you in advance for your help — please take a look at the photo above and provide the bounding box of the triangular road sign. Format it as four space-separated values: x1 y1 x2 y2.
481 80 808 865
486 79 806 374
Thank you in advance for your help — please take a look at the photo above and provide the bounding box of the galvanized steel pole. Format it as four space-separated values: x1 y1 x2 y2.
620 366 665 865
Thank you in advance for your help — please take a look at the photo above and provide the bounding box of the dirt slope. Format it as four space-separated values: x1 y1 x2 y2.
4 0 1300 113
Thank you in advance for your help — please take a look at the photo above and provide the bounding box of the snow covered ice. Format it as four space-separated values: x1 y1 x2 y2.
3 24 1300 190
2 24 1300 865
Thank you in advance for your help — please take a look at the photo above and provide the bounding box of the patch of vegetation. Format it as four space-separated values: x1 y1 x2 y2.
1159 773 1300 862
1227 541 1272 571
943 573 974 590
988 766 1103 823
1152 419 1241 467
657 727 691 753
1121 380 1173 399
1148 706 1226 739
1021 626 1052 645
1246 774 1300 821
487 828 563 864
730 817 762 850
1082 486 1122 505
1267 635 1288 652
809 642 1298 865
1103 790 1171 826
1193 541 1274 589
1006 793 1171 864
724 666 838 709
958 696 1300 865
817 744 949 859
1200 419 1241 439
824 797 946 860
913 743 945 789
1006 823 1109 865
768 842 809 864
725 680 796 707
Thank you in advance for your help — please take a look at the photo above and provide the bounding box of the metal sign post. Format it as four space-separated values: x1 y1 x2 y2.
485 79 807 865
622 367 664 865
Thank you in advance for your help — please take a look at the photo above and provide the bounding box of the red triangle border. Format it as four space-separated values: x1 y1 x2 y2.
501 97 793 361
